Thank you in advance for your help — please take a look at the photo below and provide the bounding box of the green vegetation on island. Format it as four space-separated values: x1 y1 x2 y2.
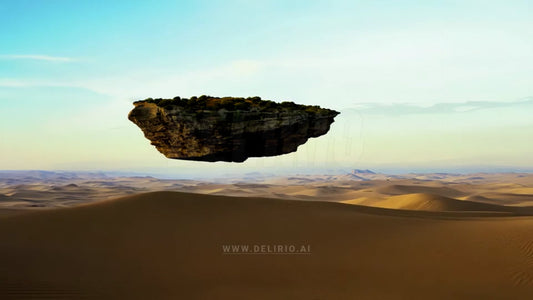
134 95 338 116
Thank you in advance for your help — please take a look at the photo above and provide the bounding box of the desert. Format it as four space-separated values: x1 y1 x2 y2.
3 1 532 299
1 171 532 299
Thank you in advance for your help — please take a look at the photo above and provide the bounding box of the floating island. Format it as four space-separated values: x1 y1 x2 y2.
128 96 339 162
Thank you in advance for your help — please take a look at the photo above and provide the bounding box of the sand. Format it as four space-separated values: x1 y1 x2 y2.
1 191 532 299
3 172 533 209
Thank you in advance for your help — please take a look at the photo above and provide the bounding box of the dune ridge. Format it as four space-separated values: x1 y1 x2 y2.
361 192 533 213
0 191 532 299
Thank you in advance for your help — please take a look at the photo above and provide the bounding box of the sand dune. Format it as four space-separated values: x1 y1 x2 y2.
2 171 533 210
1 191 532 299
376 184 467 198
367 193 533 213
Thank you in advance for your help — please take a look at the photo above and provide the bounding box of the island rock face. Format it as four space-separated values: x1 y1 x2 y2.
128 96 339 162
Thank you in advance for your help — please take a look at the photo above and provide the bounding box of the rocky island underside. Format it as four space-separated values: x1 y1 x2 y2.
128 96 340 162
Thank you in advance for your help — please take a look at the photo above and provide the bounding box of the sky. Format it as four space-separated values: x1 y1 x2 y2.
1 0 532 177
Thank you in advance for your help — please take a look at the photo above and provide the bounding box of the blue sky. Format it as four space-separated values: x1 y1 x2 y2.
1 0 532 176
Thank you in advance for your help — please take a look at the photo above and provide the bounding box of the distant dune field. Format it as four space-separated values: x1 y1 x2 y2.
2 171 533 209
1 191 532 299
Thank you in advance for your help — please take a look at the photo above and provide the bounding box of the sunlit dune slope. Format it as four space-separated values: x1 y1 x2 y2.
367 193 533 212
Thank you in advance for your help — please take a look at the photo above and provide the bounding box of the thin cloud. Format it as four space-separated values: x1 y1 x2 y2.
0 78 74 87
0 54 75 62
343 98 533 115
